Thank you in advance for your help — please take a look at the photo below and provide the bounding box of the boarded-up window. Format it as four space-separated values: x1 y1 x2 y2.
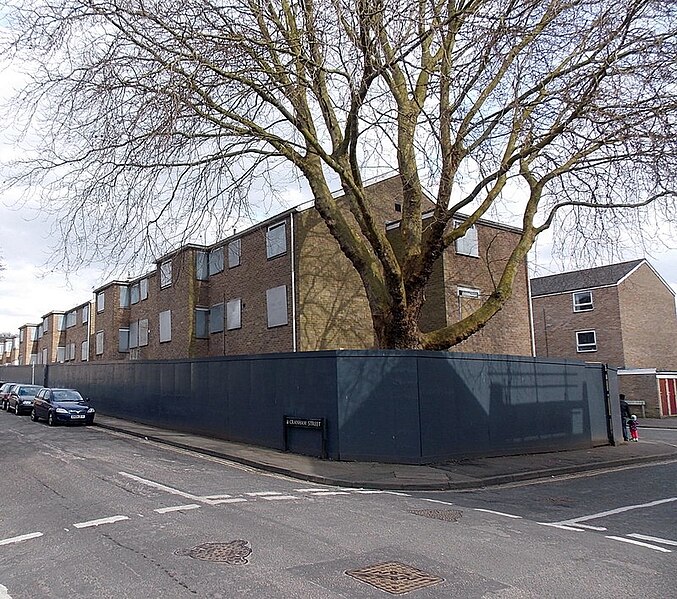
266 285 288 327
159 310 172 342
226 298 242 330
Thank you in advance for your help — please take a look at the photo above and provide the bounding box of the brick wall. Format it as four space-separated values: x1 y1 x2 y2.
532 286 625 366
62 302 93 364
17 326 38 365
618 373 661 418
443 226 532 356
207 218 294 356
92 284 129 361
618 263 677 370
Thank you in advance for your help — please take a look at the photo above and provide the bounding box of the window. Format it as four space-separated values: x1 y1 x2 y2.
195 308 209 338
455 222 479 257
43 317 49 332
82 304 89 324
226 298 242 330
160 260 172 288
81 341 89 362
97 292 105 312
209 247 224 275
576 330 597 352
196 251 209 281
41 348 48 364
573 290 594 312
119 328 130 352
129 320 139 349
68 342 76 361
57 314 65 331
159 310 172 342
37 324 43 339
228 239 241 268
140 278 149 300
130 283 140 304
139 319 149 346
209 303 224 334
56 346 65 363
457 287 482 318
66 311 76 328
266 285 288 327
30 353 38 365
266 222 287 258
31 327 39 341
20 329 25 342
120 286 130 308
95 331 104 355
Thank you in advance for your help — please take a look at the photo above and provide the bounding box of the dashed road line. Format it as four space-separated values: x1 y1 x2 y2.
309 491 351 496
73 515 129 529
210 498 248 504
417 498 455 506
245 491 285 497
473 508 522 519
627 533 677 547
261 495 299 501
118 471 214 504
154 504 201 514
606 535 672 553
537 523 585 532
0 532 43 546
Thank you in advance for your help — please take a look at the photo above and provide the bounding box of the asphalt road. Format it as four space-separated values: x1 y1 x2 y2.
0 410 675 598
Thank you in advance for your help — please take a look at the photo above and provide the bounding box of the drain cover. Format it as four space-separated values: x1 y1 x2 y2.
409 509 462 522
175 540 252 564
345 562 444 594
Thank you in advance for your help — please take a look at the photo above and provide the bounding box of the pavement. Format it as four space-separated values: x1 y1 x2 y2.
94 415 677 491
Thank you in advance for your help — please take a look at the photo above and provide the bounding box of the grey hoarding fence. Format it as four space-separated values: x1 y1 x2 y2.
5 351 620 463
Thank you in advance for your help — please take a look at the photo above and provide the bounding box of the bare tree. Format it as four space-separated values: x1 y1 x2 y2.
2 0 676 349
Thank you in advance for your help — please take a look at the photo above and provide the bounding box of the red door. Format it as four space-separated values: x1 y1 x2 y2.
659 379 669 416
669 379 677 416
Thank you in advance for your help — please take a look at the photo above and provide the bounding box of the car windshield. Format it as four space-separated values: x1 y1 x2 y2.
19 386 41 396
53 390 83 401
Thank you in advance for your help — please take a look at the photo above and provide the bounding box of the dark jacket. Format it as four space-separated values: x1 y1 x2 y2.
620 399 632 420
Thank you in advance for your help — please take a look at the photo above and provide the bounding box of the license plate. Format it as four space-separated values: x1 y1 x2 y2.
71 414 85 419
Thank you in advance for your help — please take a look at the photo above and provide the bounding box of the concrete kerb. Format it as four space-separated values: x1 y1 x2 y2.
94 420 677 492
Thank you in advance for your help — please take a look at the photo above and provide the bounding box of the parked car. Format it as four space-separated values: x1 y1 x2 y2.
7 384 42 415
0 382 17 410
32 388 95 426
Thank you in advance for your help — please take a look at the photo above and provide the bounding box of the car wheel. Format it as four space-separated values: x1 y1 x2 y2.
30 409 38 422
48 412 56 427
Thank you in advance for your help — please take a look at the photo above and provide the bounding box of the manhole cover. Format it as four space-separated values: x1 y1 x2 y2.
345 562 444 595
409 509 463 522
175 540 252 564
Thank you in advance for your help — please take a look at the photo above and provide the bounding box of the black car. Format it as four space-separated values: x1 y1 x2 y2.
7 384 42 415
32 388 95 426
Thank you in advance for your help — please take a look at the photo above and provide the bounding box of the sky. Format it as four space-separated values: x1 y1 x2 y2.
0 190 675 335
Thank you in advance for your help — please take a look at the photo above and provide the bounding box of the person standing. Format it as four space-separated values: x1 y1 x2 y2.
628 415 639 441
620 394 632 441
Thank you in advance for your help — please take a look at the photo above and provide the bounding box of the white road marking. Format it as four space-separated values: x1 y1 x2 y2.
309 491 351 496
384 491 411 497
568 524 607 531
417 498 455 506
353 490 386 494
627 533 677 547
211 498 248 504
606 536 672 553
0 532 43 546
118 471 214 504
295 488 329 492
155 504 201 514
245 491 284 496
201 494 232 500
261 495 299 501
73 516 129 529
0 583 14 598
553 497 677 527
537 523 585 532
474 508 522 519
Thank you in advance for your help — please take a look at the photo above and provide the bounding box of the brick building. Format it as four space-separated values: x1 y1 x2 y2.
9 175 534 364
17 324 39 365
35 312 65 365
531 259 677 417
1 334 19 365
